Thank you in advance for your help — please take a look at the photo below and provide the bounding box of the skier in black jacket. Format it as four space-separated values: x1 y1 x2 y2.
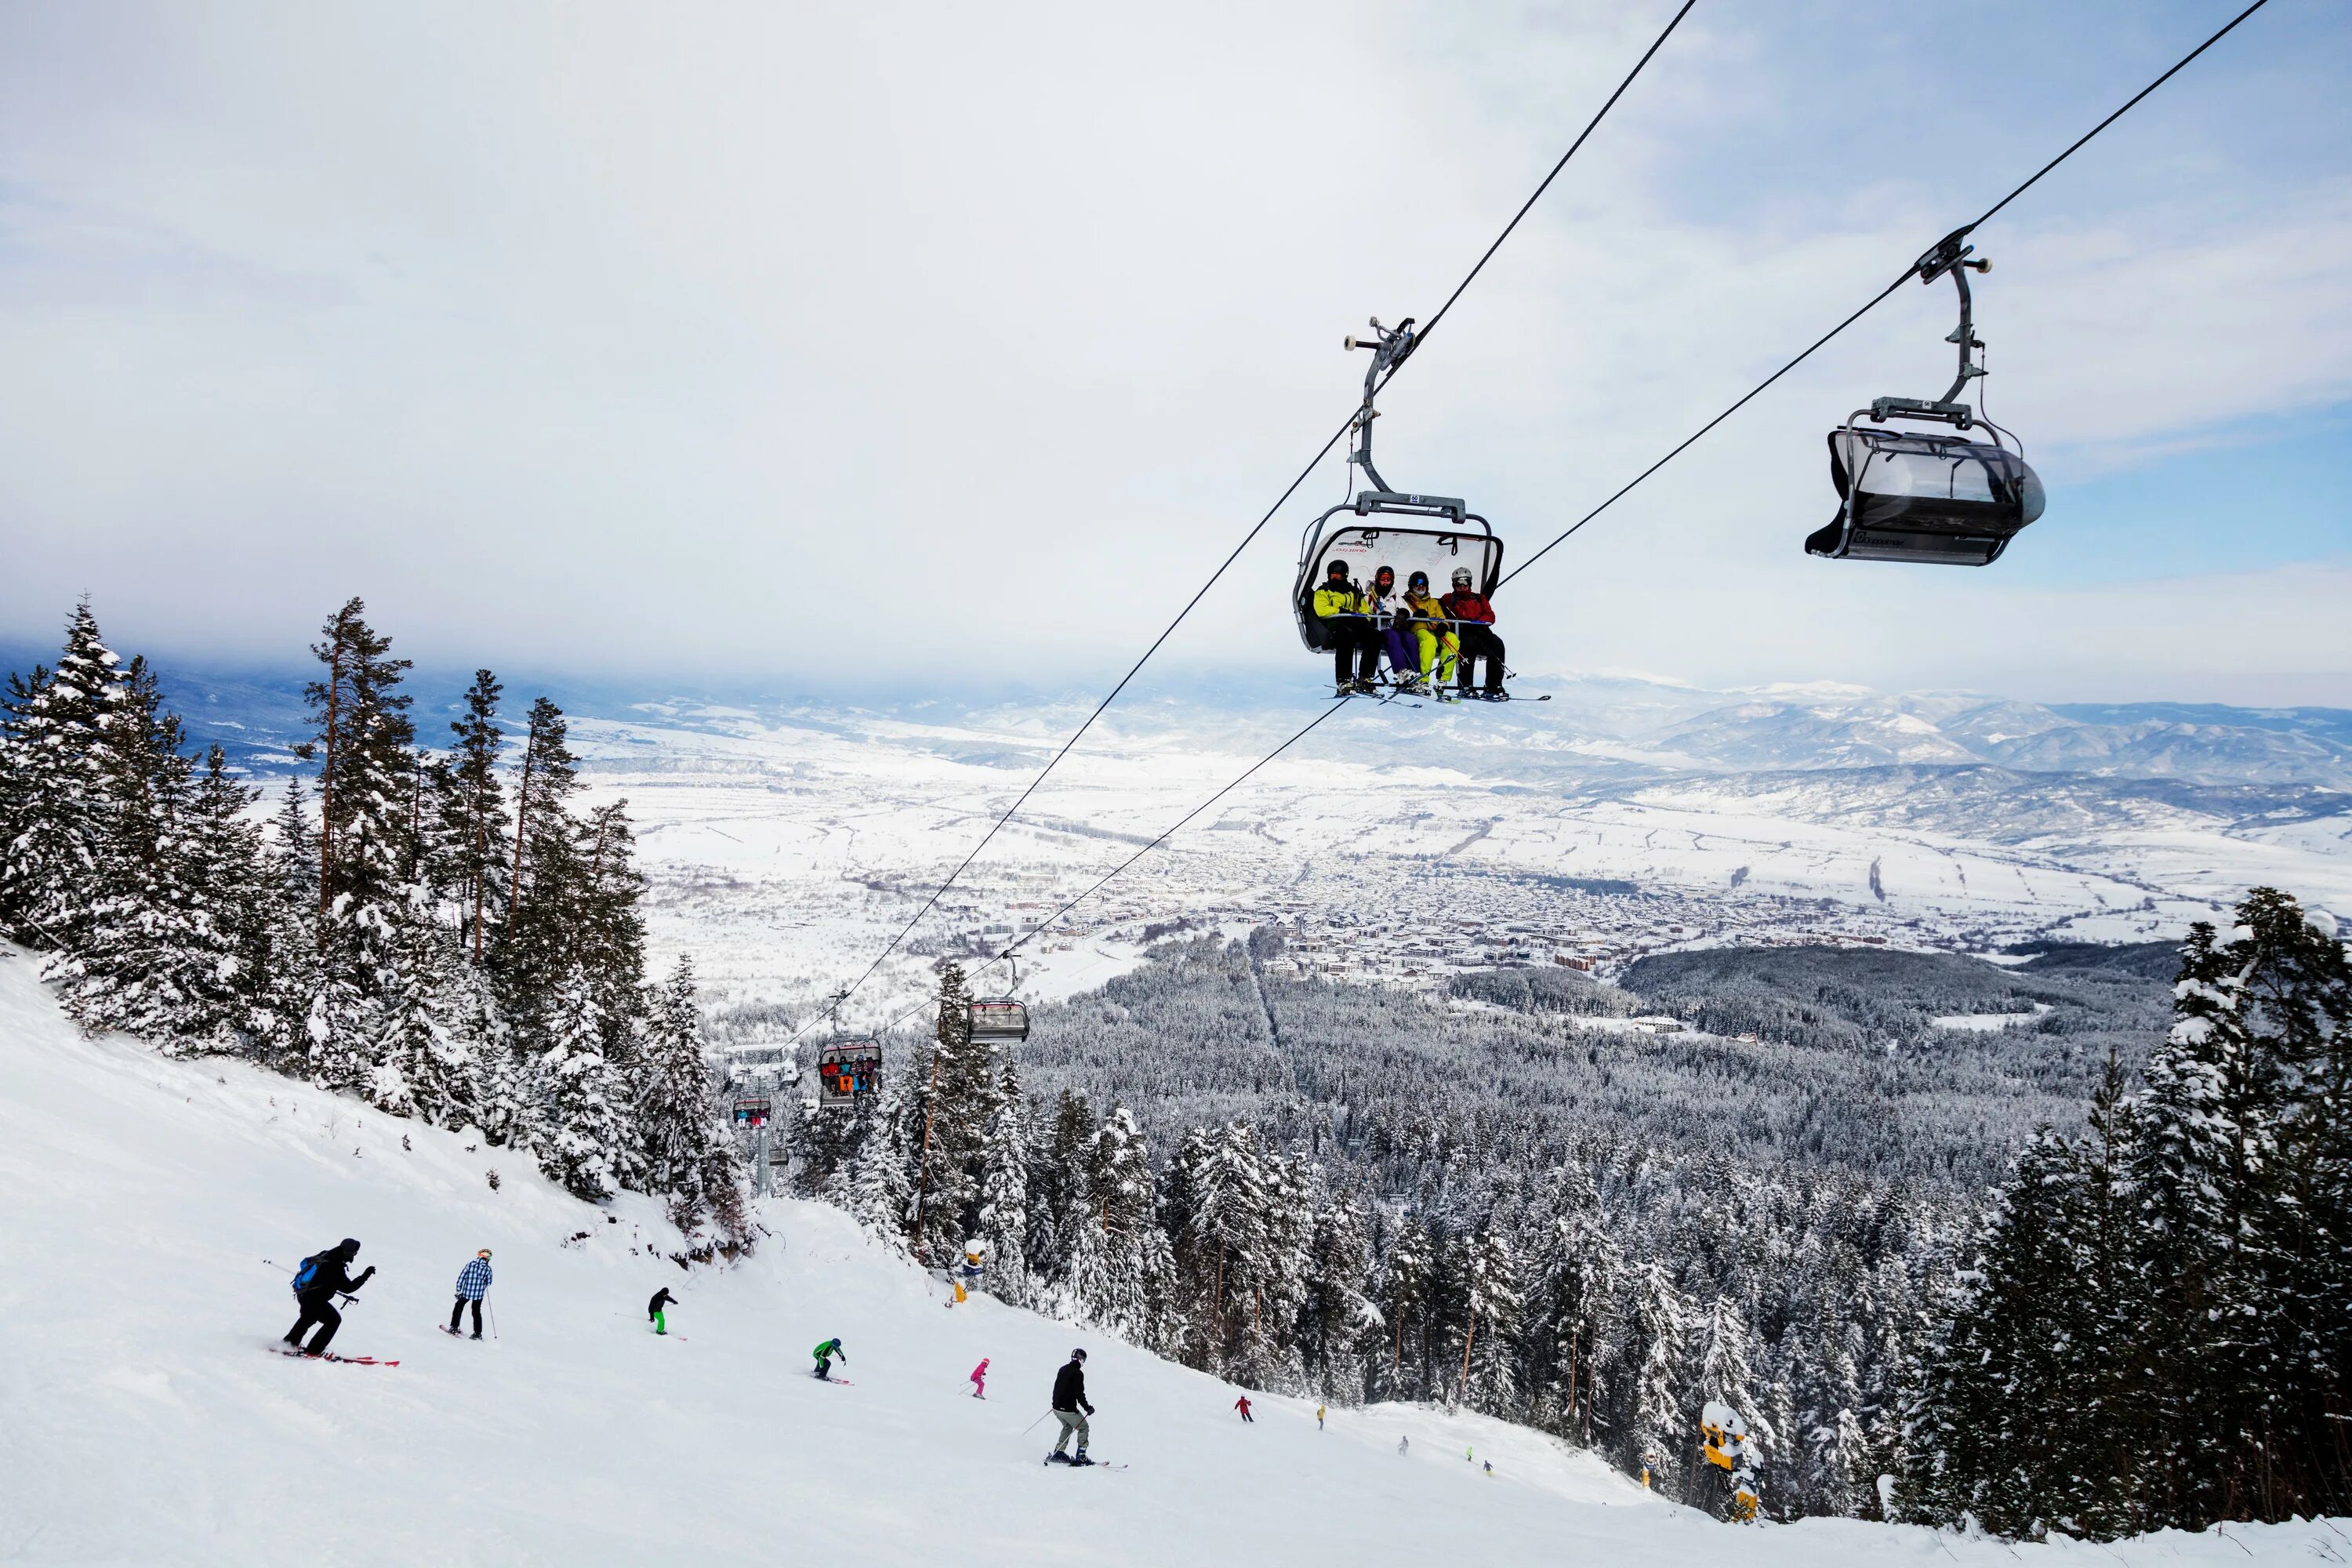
1047 1348 1095 1465
283 1239 375 1356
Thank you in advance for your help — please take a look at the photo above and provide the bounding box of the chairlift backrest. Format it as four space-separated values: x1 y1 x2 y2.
1293 506 1504 652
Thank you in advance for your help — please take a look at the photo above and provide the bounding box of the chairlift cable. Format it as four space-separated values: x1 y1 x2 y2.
868 698 1361 1038
1497 0 2270 590
783 3 1693 1038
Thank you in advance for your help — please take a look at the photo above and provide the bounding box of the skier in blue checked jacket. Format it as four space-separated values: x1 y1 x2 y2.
448 1249 492 1338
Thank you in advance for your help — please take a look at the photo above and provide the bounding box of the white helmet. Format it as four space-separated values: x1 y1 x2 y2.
1450 567 1473 588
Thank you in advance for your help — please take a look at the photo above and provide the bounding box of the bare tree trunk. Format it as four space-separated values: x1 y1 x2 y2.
508 718 534 930
909 1046 945 1254
408 754 424 881
1459 1311 1478 1405
317 641 343 940
471 804 488 964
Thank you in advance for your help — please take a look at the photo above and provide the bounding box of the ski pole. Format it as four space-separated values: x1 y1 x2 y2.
488 1300 498 1341
1021 1410 1053 1436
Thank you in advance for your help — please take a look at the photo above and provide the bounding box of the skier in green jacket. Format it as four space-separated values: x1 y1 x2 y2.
812 1338 847 1381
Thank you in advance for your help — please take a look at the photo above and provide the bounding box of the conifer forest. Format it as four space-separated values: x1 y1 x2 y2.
7 597 2349 1540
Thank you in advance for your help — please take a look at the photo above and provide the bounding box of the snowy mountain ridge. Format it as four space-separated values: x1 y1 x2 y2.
47 644 2349 793
0 946 2336 1567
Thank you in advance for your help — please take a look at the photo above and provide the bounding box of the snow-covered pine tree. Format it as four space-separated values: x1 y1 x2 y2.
1455 1224 1523 1416
496 695 583 1029
371 892 474 1125
636 954 749 1243
1626 1258 1692 1491
1063 1104 1159 1337
1301 1191 1380 1405
1377 1213 1436 1401
974 1054 1034 1308
0 602 126 949
529 966 629 1201
844 1079 916 1250
437 668 509 965
910 963 993 1265
303 597 416 993
1026 1088 1094 1293
575 800 649 1067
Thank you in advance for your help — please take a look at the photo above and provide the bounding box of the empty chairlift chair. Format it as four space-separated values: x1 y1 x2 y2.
1806 230 2045 567
967 956 1030 1043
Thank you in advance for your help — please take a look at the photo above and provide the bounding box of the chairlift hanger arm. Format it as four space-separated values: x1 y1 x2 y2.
1889 227 1995 419
1343 317 1417 493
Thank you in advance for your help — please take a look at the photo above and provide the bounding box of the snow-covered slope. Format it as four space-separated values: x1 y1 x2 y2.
0 946 2332 1567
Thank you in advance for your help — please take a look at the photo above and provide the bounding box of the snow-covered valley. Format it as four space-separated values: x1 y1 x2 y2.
0 947 2333 1567
441 677 2352 1036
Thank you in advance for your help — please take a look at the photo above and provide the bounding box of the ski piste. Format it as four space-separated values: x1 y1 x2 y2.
270 1346 399 1367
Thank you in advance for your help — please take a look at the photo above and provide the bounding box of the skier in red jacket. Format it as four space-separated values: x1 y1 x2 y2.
1440 567 1506 699
1234 1396 1254 1423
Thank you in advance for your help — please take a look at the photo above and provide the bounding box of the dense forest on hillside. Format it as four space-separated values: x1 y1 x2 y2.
0 601 749 1250
779 913 2350 1534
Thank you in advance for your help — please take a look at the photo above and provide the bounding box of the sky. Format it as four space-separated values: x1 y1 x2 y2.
1 0 2347 707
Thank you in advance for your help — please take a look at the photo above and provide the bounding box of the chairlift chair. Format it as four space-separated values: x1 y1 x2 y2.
1808 230 2045 566
815 1038 884 1111
967 954 1030 1043
1294 318 1506 675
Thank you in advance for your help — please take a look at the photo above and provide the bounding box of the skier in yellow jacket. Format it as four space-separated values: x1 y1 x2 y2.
1312 560 1381 695
1402 570 1458 693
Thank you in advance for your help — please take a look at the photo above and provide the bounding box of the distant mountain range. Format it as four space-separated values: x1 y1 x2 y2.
3 641 2343 797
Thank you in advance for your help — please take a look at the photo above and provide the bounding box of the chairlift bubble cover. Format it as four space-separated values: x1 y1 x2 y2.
1810 425 2045 566
967 998 1029 1042
1294 524 1504 652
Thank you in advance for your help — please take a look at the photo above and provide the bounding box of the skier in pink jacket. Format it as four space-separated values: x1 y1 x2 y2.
970 1358 989 1399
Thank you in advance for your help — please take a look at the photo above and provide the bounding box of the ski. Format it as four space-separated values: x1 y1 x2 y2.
810 1374 851 1385
270 1347 400 1367
1043 1457 1125 1469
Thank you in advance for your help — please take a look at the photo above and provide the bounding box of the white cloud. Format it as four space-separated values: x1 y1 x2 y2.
0 0 2344 705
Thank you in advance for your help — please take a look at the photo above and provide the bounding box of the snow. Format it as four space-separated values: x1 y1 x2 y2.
1930 1004 2054 1032
1 946 2339 1567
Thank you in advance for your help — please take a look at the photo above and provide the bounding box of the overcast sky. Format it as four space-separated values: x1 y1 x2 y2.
2 0 2347 706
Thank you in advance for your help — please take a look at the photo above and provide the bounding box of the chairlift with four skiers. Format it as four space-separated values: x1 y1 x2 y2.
1294 318 1512 702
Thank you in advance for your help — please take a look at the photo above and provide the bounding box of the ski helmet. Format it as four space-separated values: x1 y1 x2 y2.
1409 570 1429 590
1327 560 1348 578
1070 1347 1087 1362
1451 566 1473 588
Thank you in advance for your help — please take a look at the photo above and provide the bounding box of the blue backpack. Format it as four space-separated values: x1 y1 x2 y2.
291 1256 319 1294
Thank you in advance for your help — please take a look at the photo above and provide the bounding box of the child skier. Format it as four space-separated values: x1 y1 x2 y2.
446 1248 492 1338
969 1358 989 1399
1316 1403 1326 1430
1234 1396 1254 1423
812 1337 846 1380
648 1287 676 1335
